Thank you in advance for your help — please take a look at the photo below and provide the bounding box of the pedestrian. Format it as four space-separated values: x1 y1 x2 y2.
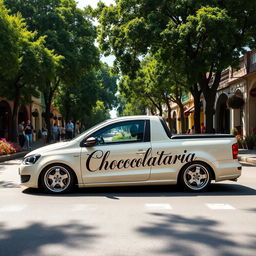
52 123 60 142
18 121 25 149
42 126 48 144
201 123 206 134
66 120 74 139
75 121 80 136
24 120 33 150
60 125 66 141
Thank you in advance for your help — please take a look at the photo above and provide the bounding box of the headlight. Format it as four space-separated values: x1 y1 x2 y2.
23 154 41 165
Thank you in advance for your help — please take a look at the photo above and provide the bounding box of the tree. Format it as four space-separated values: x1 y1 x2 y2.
5 0 99 140
96 0 256 133
55 71 100 124
83 100 111 129
117 94 147 116
118 54 188 132
96 63 118 110
55 63 118 127
0 1 61 141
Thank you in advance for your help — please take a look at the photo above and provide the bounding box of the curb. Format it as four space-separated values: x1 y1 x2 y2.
0 151 28 163
238 155 256 165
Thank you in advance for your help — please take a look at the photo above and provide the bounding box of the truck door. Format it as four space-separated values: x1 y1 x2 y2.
80 120 151 183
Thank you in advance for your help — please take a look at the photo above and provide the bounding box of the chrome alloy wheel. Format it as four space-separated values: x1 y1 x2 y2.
183 163 210 191
44 166 71 193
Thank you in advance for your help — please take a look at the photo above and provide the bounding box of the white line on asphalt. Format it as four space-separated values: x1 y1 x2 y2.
0 205 26 212
206 203 235 210
145 203 172 210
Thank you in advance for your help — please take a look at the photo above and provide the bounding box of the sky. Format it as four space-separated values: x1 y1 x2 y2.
77 0 117 118
77 0 116 66
77 0 115 9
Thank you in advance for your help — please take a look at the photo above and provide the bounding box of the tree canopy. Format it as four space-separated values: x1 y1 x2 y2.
54 63 118 127
96 0 256 132
5 0 101 139
0 0 62 140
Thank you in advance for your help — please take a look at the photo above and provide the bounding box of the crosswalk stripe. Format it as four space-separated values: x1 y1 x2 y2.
145 203 172 210
0 203 238 212
0 205 26 212
206 203 235 210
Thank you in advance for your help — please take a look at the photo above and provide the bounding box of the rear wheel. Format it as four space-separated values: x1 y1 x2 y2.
179 162 211 192
40 164 75 193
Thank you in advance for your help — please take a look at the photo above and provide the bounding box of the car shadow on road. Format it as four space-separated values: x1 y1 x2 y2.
0 221 99 255
135 212 256 255
22 182 256 198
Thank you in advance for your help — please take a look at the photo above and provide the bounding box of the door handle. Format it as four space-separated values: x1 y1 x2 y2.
136 150 146 155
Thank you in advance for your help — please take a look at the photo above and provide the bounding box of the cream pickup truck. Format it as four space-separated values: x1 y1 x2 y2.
19 116 241 193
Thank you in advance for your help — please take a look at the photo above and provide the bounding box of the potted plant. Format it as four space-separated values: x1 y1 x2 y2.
244 135 255 150
237 137 245 149
227 95 244 109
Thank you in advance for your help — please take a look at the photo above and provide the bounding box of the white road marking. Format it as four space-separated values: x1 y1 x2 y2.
206 203 235 210
145 203 172 210
0 205 26 212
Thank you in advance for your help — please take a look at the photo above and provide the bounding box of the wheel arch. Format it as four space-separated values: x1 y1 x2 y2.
178 160 216 183
38 162 78 189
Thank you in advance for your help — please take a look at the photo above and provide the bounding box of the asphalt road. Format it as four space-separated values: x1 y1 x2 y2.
0 160 256 256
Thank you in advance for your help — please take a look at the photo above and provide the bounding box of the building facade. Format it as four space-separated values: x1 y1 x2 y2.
169 50 256 135
0 92 62 141
0 98 30 140
214 50 256 136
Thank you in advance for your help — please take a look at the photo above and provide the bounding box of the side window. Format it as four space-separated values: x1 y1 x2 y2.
91 120 145 145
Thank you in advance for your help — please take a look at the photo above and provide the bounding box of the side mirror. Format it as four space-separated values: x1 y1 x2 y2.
84 137 97 147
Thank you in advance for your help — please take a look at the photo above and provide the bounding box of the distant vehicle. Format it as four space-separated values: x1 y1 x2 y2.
19 116 241 193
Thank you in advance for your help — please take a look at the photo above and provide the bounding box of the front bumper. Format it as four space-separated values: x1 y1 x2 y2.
19 164 40 188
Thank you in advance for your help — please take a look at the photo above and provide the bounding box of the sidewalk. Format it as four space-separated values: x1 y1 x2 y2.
238 149 256 165
0 140 46 163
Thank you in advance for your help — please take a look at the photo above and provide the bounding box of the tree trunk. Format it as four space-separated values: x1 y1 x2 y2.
164 97 172 130
146 93 163 116
44 98 52 143
43 79 60 142
176 99 185 134
10 86 20 142
180 105 185 134
43 88 54 143
158 104 163 116
190 85 201 134
204 92 216 133
199 71 221 133
65 102 71 124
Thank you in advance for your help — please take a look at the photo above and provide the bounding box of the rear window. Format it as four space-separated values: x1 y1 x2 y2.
159 117 172 138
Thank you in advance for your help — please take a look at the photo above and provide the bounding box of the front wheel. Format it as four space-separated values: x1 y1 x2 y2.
40 164 75 193
179 162 211 192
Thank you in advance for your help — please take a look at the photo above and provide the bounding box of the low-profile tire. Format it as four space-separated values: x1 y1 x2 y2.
179 161 211 192
40 164 75 193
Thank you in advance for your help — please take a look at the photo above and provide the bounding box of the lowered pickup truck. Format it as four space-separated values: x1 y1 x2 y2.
19 115 241 193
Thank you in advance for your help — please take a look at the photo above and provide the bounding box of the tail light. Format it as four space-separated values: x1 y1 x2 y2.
232 143 238 159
